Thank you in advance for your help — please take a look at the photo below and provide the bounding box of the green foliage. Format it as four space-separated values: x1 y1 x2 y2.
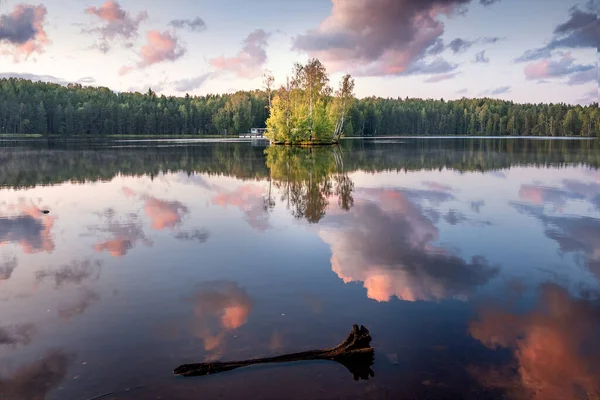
265 146 354 222
0 77 598 137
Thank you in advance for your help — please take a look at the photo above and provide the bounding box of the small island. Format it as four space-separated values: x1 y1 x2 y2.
264 59 355 146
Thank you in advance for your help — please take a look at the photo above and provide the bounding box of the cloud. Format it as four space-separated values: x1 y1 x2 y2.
36 260 102 288
524 53 595 82
448 38 474 53
479 86 511 96
292 0 506 76
516 3 599 62
188 281 253 353
479 0 501 5
513 201 600 278
456 88 468 95
212 185 271 232
0 204 55 254
293 0 487 76
0 73 95 86
518 179 600 211
169 17 206 32
469 284 600 400
0 257 17 281
444 210 468 225
0 4 49 60
91 208 152 257
0 351 70 399
567 68 597 85
0 324 35 346
423 181 454 192
405 57 458 75
120 30 186 74
84 1 148 53
58 288 100 321
474 50 489 63
318 188 497 302
174 229 210 243
578 88 599 104
172 72 212 92
424 71 461 83
209 29 270 79
144 197 188 231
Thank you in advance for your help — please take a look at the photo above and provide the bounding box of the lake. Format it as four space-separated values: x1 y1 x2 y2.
1 137 599 400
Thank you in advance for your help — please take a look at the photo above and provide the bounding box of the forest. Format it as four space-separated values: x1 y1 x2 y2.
0 77 598 137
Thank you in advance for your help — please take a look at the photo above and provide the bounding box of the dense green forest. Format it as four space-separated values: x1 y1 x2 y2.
1 138 598 189
0 77 598 137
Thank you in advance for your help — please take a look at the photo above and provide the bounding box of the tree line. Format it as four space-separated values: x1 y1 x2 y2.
0 77 598 137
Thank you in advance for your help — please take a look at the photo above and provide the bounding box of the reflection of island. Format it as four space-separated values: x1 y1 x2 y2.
0 351 70 400
319 188 497 302
469 284 600 400
189 281 253 356
265 146 354 223
0 204 55 254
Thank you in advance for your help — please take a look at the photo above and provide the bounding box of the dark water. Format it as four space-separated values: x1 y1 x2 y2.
1 138 599 400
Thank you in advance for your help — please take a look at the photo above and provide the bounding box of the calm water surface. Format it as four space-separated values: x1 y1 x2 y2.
0 138 599 400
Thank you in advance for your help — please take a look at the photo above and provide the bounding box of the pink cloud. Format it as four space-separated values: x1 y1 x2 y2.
0 204 55 254
0 4 49 60
524 52 595 81
209 29 270 79
84 1 147 52
120 30 185 74
292 0 470 76
143 197 188 230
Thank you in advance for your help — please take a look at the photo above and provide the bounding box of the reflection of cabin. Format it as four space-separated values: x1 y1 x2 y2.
239 128 267 139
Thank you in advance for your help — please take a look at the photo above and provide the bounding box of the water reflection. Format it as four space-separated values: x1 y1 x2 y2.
266 146 354 223
0 138 599 399
469 284 600 400
0 325 36 347
189 281 253 357
514 203 600 278
319 188 498 302
0 203 55 254
0 257 17 282
0 351 70 400
91 208 152 257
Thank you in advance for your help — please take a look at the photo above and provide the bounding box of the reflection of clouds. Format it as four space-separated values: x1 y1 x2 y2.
58 288 100 321
36 260 101 288
212 185 271 232
470 201 485 213
514 203 600 278
0 351 70 400
444 210 468 226
0 205 55 254
189 281 252 353
144 197 188 230
469 284 600 400
91 210 152 257
0 324 36 347
423 181 453 193
0 257 17 281
519 180 600 211
174 229 209 243
319 189 497 302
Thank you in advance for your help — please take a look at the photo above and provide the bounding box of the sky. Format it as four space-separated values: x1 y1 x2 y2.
0 0 598 105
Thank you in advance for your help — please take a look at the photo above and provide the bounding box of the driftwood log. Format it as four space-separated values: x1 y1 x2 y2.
174 324 375 381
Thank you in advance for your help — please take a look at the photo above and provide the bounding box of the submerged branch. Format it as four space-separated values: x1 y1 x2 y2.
174 324 375 380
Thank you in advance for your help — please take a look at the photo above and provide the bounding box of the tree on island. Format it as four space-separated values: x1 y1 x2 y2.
265 59 355 145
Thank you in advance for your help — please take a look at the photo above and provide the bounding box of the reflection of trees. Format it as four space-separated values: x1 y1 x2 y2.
1 139 599 189
265 146 355 223
469 284 600 400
